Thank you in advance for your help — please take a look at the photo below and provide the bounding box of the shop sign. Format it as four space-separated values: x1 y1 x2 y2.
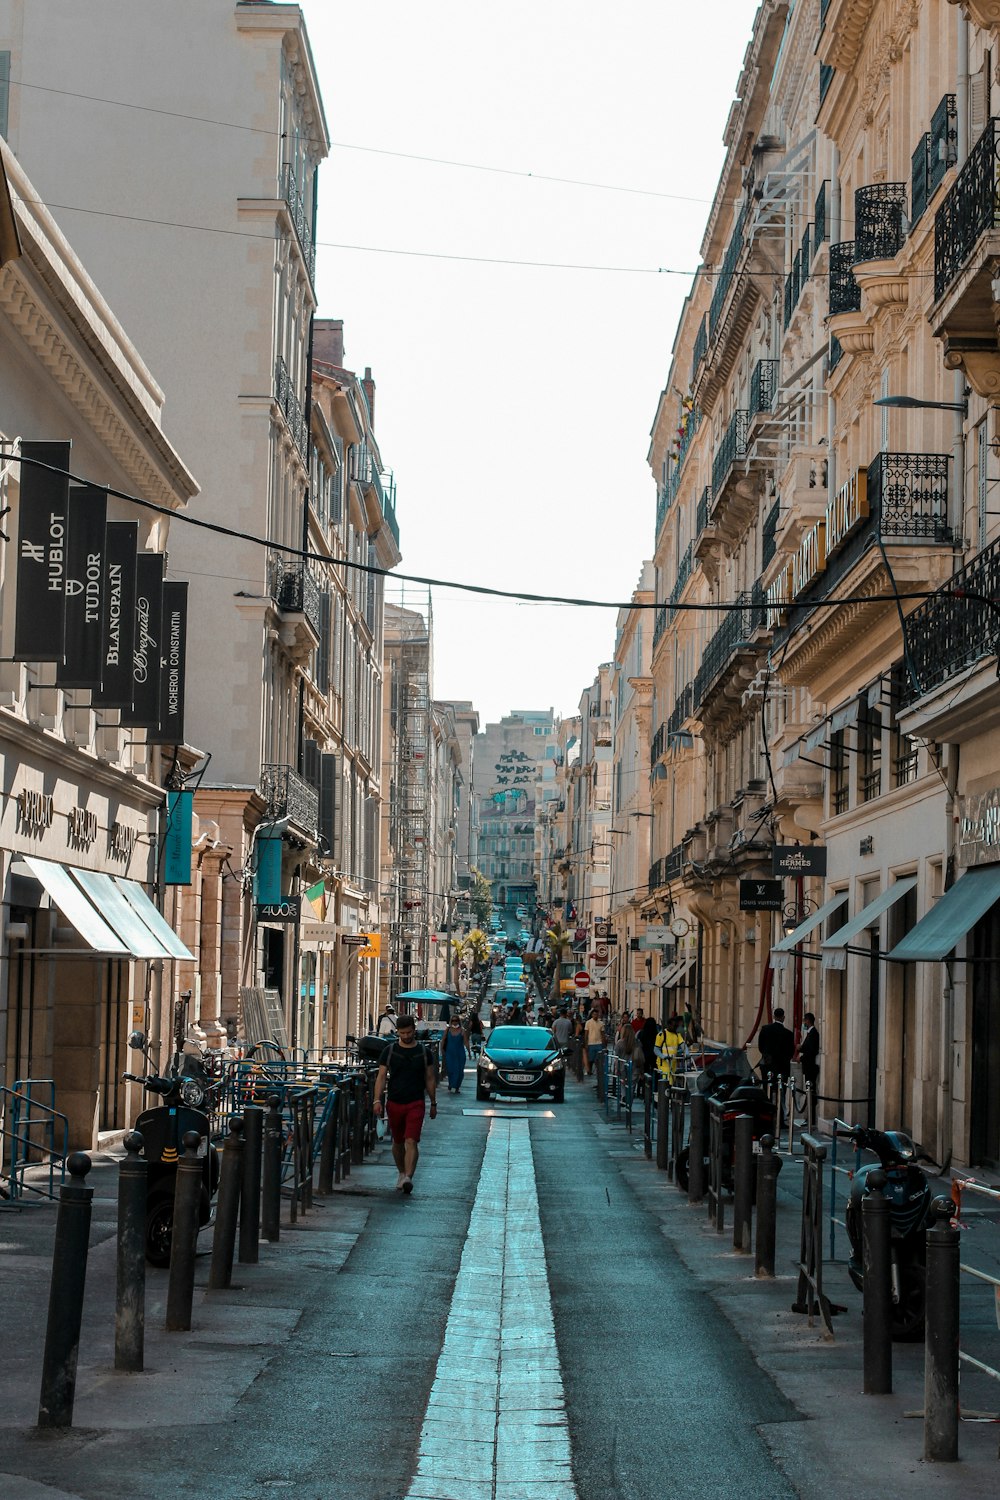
341 932 369 946
959 787 1000 868
15 440 70 662
771 845 827 877
358 932 381 957
149 582 188 746
163 790 193 885
57 486 107 689
121 552 164 729
109 820 138 864
593 919 611 940
16 788 53 836
92 523 138 708
67 805 98 849
739 878 783 912
642 924 673 944
256 899 298 923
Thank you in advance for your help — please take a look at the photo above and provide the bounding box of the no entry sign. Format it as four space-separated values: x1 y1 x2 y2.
574 970 591 989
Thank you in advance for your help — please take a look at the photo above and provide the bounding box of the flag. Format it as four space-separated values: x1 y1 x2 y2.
305 880 327 920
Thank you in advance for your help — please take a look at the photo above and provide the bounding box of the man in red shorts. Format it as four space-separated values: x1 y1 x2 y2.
372 1012 437 1194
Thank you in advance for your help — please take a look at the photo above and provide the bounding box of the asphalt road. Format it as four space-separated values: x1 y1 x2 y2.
0 1073 805 1500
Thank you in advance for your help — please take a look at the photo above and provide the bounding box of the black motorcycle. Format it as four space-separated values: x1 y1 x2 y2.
842 1125 935 1340
676 1049 777 1193
122 1031 221 1266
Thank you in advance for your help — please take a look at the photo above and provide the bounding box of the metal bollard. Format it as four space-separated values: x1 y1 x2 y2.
596 1049 606 1104
754 1134 782 1278
688 1092 707 1203
317 1086 338 1195
351 1076 365 1167
261 1093 282 1243
924 1196 960 1462
862 1170 892 1395
209 1116 244 1290
239 1105 263 1264
115 1131 146 1373
341 1083 352 1180
37 1152 93 1428
643 1077 653 1159
165 1131 204 1332
655 1080 668 1171
732 1115 754 1253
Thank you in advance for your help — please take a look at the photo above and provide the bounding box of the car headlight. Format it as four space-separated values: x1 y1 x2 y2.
480 1056 498 1072
544 1058 564 1074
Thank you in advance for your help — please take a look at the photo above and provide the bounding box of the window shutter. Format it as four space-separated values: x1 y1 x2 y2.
979 420 989 548
970 56 989 139
319 752 337 857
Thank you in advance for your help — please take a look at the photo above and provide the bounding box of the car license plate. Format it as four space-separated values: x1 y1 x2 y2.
507 1072 533 1083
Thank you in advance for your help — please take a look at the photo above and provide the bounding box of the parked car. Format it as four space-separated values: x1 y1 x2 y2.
477 1024 564 1103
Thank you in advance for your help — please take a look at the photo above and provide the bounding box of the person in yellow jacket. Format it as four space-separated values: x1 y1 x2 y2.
654 1014 685 1084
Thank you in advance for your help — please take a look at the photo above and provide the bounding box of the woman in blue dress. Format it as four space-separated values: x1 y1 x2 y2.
441 1016 468 1093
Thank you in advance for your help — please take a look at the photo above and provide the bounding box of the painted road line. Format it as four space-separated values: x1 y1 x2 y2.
406 1118 577 1500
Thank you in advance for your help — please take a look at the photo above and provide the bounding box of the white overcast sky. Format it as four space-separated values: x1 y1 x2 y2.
302 0 757 726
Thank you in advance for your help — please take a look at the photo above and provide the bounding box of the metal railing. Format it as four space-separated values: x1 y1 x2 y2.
692 592 757 708
935 117 999 300
709 206 747 337
929 93 958 197
901 533 1000 704
0 1081 67 1201
274 354 309 461
762 499 780 570
259 762 320 833
829 242 860 315
749 359 778 420
281 162 316 281
652 604 667 648
692 316 707 382
854 183 907 263
814 180 829 248
711 409 748 498
668 542 694 621
667 681 693 735
696 486 709 539
867 450 950 543
269 554 323 638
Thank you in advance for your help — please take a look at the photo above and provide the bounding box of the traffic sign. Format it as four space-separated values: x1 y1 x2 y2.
574 970 591 989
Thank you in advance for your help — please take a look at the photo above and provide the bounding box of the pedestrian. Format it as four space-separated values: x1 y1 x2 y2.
799 1011 820 1126
584 1008 605 1076
551 1007 572 1050
467 1010 484 1057
615 1021 643 1094
757 1006 794 1090
639 1012 658 1085
654 1013 685 1085
631 1007 645 1035
441 1015 468 1093
373 1012 437 1195
376 1003 397 1038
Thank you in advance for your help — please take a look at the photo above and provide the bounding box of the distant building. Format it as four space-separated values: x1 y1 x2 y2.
474 709 559 915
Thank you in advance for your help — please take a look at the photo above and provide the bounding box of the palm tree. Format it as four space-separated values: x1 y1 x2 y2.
545 922 574 1005
464 928 491 974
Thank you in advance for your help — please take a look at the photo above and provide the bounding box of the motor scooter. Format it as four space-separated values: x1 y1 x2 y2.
122 1030 221 1266
843 1124 936 1340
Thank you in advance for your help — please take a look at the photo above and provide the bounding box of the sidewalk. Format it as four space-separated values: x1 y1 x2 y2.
591 1085 1000 1498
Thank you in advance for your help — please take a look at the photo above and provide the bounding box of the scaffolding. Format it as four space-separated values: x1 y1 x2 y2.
384 584 433 1000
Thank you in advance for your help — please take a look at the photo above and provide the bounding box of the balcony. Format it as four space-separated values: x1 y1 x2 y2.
867 452 951 544
282 162 316 282
711 410 762 539
901 535 1000 707
709 209 746 339
270 555 323 640
749 359 778 421
667 541 694 621
829 243 860 316
814 181 829 251
932 118 1000 396
259 763 320 835
651 722 666 765
711 409 748 497
275 355 309 461
913 96 957 229
783 224 812 330
692 592 763 719
652 605 667 649
692 316 708 383
667 681 694 736
855 184 907 264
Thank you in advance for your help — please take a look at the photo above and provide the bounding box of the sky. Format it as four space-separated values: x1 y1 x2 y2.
301 0 758 726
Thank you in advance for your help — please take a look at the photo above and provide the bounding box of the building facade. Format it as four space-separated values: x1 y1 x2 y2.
474 709 558 917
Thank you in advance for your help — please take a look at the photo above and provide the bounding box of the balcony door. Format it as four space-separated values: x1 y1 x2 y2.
970 903 1000 1167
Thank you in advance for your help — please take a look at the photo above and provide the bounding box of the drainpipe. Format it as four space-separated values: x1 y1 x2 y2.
941 743 960 1165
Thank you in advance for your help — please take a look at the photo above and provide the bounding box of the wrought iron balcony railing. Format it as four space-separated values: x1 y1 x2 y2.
651 723 666 765
274 355 309 461
667 681 693 736
749 360 778 420
900 535 1000 705
708 205 747 337
867 451 950 543
929 94 958 197
668 541 694 621
652 604 667 648
912 134 931 227
829 242 861 315
259 762 320 834
711 409 749 497
281 162 316 281
761 499 780 571
648 858 663 893
692 592 757 708
935 117 1000 301
854 184 907 263
692 316 708 383
814 180 829 249
665 843 686 881
269 555 324 638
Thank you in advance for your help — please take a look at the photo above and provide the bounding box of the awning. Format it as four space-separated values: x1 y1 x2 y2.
887 865 1000 962
771 892 849 952
115 879 194 959
821 877 917 968
23 856 127 953
664 956 696 989
830 698 862 735
655 959 682 988
71 870 174 959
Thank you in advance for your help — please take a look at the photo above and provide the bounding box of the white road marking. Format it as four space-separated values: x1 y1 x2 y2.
406 1118 577 1500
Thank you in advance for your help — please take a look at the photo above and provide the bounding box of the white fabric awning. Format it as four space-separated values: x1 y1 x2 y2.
71 869 174 959
664 956 696 989
655 959 682 988
821 877 917 968
771 893 848 953
23 856 127 953
114 878 193 960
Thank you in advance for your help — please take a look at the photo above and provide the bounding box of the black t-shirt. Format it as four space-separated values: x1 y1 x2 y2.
380 1041 430 1103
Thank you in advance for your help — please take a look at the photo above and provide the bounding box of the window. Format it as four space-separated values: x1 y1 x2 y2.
890 663 919 787
978 419 989 549
830 729 849 815
859 708 882 802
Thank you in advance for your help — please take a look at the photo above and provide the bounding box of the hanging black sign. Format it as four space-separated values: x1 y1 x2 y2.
256 900 298 924
120 551 163 728
57 486 107 688
14 440 71 661
771 845 828 877
739 878 784 912
148 581 187 745
92 522 138 708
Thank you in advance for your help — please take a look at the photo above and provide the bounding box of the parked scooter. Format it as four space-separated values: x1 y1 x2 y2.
676 1049 777 1193
122 1030 221 1266
843 1124 936 1340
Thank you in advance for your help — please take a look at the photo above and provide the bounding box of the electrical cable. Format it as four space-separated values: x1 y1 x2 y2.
1 450 954 616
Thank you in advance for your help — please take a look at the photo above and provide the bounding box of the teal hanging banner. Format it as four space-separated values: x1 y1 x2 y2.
254 834 283 905
163 790 193 886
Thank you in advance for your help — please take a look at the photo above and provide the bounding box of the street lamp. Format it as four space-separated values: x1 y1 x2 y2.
782 896 817 938
874 394 968 414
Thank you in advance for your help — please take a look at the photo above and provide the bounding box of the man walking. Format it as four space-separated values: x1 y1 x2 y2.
799 1011 820 1129
584 1008 606 1076
373 1013 437 1195
757 1006 794 1088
